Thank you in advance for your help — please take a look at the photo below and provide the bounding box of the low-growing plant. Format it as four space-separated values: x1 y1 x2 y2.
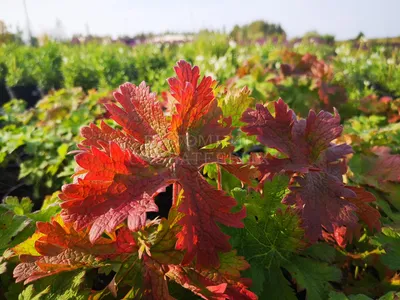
0 88 110 201
33 43 63 92
62 45 100 91
5 46 37 87
230 50 348 117
95 46 138 89
1 61 399 300
0 46 8 83
334 44 400 105
132 44 177 92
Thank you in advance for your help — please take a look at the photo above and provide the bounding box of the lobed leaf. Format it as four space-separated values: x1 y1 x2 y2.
241 99 380 244
60 60 248 268
12 215 116 284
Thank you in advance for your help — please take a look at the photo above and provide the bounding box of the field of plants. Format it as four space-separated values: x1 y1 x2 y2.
0 34 400 299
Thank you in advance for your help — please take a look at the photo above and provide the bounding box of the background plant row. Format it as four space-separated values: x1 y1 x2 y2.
0 34 399 96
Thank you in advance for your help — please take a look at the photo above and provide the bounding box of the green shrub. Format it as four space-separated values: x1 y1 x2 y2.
0 46 8 82
33 43 63 91
61 45 100 91
0 88 110 199
5 46 37 86
95 45 137 89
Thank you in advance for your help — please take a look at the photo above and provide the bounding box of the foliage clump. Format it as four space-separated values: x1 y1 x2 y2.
0 59 399 300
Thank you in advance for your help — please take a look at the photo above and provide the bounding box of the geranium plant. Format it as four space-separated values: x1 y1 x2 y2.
1 60 398 300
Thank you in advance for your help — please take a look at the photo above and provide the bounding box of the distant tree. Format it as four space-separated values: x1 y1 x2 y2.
230 25 240 41
0 20 6 34
29 36 38 46
229 20 286 42
0 20 24 44
355 32 365 40
303 30 335 45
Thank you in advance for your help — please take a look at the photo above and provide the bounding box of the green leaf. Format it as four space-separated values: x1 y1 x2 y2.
283 256 341 300
203 163 242 194
379 291 400 300
18 285 50 300
217 250 249 278
0 208 35 256
233 174 290 218
302 243 338 263
376 198 400 223
218 86 255 127
27 204 61 222
114 255 143 298
344 116 400 152
371 227 400 270
329 291 373 300
2 197 33 215
246 264 265 295
228 175 303 271
1 194 61 223
22 270 90 300
260 265 296 300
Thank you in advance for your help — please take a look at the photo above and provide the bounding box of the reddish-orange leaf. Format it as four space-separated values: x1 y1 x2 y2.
175 166 246 268
346 186 381 233
12 215 116 284
60 60 248 268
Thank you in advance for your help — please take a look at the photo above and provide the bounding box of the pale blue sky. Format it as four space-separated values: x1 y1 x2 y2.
0 0 399 40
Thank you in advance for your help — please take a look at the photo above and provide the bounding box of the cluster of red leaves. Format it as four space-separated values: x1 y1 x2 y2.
12 213 257 299
276 51 348 111
10 60 385 299
359 94 400 123
232 50 348 113
116 219 257 300
58 60 250 270
11 60 259 299
235 59 264 79
241 99 381 246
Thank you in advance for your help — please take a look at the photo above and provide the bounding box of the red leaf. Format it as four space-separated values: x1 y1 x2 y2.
278 51 347 110
142 256 172 300
166 264 257 300
241 99 352 177
346 186 381 233
175 167 245 268
168 60 216 136
168 60 232 152
241 99 362 244
60 60 246 268
220 163 260 186
283 172 358 243
368 146 400 183
79 121 138 152
328 186 381 247
108 82 169 143
60 143 166 242
116 227 138 254
115 219 255 300
13 215 116 284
